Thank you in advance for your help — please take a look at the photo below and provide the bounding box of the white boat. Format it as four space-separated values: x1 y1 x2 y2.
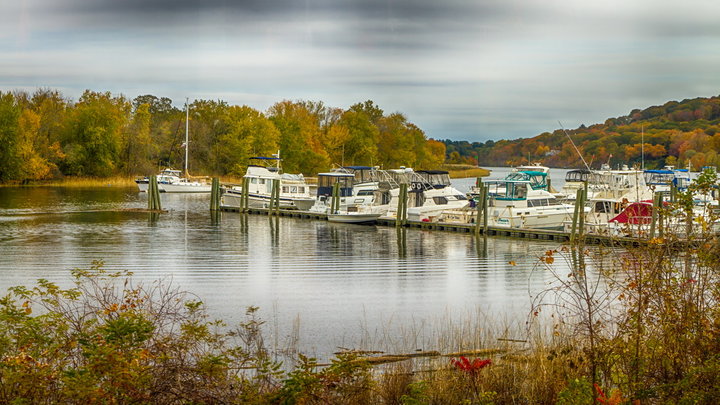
400 170 469 221
485 172 580 230
135 168 211 193
309 167 381 213
468 164 551 199
557 164 648 202
221 156 315 211
135 99 211 193
327 206 383 224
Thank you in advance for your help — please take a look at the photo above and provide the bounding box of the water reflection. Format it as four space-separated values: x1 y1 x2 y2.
0 186 576 358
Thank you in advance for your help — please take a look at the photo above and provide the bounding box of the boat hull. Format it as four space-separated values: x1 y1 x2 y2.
221 190 316 211
158 183 212 193
327 212 382 224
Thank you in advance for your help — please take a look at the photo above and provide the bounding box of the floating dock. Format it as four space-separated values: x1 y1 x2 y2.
219 205 642 246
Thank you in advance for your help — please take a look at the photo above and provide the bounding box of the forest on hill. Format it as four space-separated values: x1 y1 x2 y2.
0 89 445 182
444 95 720 170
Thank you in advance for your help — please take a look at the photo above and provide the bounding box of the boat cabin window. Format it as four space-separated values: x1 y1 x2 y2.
259 179 266 185
455 194 467 200
527 197 558 207
250 178 258 184
298 187 305 193
317 174 354 197
356 190 374 196
489 182 529 200
593 201 622 214
433 196 449 205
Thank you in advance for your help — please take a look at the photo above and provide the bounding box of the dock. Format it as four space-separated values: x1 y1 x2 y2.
219 205 641 247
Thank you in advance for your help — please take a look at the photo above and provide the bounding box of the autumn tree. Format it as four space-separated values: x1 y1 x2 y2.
0 92 22 181
215 106 280 176
61 91 130 176
268 100 330 174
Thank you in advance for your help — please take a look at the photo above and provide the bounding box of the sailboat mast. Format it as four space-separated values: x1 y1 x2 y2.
185 97 189 178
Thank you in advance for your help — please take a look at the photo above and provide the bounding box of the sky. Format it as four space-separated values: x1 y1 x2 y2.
2 0 719 142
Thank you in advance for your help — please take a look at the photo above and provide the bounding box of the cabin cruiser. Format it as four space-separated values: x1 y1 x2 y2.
221 157 315 210
468 165 551 200
393 170 469 221
485 172 579 230
310 166 411 214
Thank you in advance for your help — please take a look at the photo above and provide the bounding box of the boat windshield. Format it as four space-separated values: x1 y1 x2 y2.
505 171 547 190
486 181 529 200
565 170 591 182
644 170 675 185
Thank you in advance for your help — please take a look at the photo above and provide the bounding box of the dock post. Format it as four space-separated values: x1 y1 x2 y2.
148 175 162 211
547 177 553 193
650 192 659 238
578 186 586 236
274 179 281 216
658 192 665 239
210 177 221 211
670 183 677 204
570 189 582 244
331 182 340 214
474 182 484 235
241 177 249 212
482 186 489 235
397 183 408 227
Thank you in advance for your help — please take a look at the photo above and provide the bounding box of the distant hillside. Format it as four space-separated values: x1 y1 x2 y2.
443 95 720 170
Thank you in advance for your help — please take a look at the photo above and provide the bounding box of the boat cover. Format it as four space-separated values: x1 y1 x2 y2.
608 201 667 224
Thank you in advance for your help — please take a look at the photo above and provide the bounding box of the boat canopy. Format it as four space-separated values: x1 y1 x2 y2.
505 171 547 190
413 170 451 190
343 166 372 170
565 169 591 182
316 172 354 197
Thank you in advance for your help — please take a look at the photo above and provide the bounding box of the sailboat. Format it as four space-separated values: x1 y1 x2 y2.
135 98 211 193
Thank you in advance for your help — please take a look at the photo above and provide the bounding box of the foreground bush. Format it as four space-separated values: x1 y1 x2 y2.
4 231 720 405
0 261 282 404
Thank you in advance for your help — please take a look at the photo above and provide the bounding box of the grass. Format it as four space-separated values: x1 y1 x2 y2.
1 176 138 188
441 164 491 179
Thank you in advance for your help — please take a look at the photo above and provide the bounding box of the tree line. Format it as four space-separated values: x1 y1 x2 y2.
445 94 720 170
0 89 446 182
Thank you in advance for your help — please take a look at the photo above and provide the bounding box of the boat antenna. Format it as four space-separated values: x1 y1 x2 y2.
185 97 189 178
558 121 591 171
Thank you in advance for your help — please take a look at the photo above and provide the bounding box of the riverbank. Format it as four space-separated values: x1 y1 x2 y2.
0 176 138 188
441 164 491 179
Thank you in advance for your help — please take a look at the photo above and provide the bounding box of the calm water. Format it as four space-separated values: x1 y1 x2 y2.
0 169 573 358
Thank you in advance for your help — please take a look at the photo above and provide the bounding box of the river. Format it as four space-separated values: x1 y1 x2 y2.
0 168 573 359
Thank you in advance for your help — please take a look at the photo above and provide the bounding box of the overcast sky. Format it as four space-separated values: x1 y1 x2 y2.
2 0 719 142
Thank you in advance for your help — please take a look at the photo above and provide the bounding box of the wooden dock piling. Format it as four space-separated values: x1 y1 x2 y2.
397 183 408 227
147 175 162 211
210 177 221 211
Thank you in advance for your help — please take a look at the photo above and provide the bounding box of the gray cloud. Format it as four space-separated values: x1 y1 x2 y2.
2 0 720 142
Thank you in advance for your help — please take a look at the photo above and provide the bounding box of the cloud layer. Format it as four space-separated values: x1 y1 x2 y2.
2 0 719 141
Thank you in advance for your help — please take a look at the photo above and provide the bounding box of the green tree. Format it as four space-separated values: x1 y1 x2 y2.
268 100 330 174
61 91 130 176
0 92 22 181
215 106 280 176
123 103 155 175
